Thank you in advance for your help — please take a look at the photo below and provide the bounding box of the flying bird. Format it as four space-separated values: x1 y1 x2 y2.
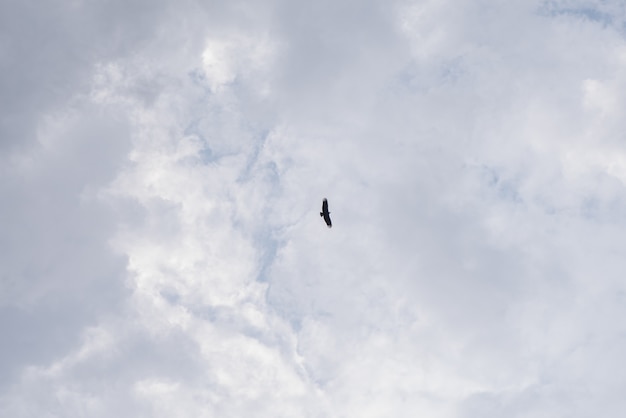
320 198 332 228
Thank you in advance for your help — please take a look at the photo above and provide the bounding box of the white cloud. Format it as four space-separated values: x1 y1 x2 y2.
3 0 626 417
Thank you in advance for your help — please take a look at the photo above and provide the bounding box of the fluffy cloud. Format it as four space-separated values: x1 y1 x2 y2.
2 0 626 416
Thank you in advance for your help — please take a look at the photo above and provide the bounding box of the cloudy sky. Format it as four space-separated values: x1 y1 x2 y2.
2 0 626 416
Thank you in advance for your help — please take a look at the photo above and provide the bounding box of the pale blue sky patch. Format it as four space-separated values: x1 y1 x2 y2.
539 1 615 26
477 165 525 205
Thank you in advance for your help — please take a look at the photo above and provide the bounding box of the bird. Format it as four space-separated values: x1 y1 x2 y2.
320 198 332 228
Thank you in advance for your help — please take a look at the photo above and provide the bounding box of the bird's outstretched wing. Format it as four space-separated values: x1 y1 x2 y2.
324 212 332 228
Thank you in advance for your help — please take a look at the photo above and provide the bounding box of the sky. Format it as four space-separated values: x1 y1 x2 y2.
2 0 626 416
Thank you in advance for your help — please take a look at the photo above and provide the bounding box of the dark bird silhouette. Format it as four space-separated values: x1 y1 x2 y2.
320 198 332 228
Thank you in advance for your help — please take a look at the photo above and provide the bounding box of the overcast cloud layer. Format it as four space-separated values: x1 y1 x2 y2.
2 0 626 416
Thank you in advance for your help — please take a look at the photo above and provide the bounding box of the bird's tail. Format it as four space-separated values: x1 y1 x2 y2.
320 212 323 217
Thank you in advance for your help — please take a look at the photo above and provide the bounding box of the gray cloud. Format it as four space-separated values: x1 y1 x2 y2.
3 0 626 416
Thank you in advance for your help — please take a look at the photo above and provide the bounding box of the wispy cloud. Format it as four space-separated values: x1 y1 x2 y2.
2 0 626 416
